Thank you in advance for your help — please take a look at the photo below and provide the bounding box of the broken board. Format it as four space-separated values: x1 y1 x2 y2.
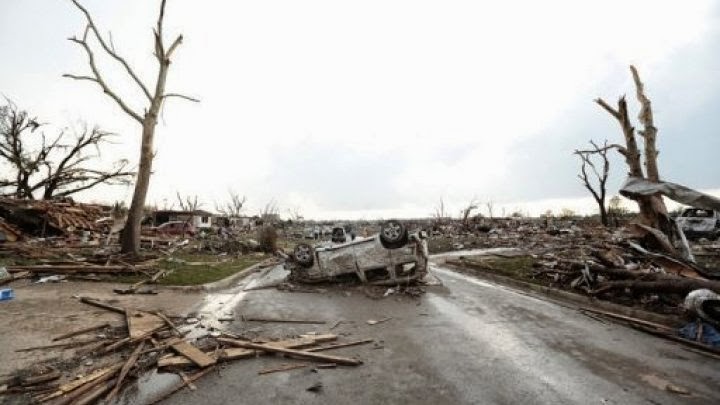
127 310 166 340
171 341 216 368
158 335 337 369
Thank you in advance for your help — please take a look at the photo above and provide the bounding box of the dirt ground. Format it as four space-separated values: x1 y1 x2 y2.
0 280 203 377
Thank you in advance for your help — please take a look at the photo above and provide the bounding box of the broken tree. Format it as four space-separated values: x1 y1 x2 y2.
595 66 676 245
574 140 610 226
0 99 133 200
65 0 197 256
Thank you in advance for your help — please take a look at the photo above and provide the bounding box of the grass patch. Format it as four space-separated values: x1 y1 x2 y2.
457 255 538 282
118 253 269 286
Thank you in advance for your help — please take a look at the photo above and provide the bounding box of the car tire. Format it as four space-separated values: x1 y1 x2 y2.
294 243 314 267
380 219 408 249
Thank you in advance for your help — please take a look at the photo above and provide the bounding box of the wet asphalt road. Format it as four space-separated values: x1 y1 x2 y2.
156 262 720 405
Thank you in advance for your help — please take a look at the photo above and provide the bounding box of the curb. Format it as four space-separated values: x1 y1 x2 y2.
159 260 273 293
444 259 681 327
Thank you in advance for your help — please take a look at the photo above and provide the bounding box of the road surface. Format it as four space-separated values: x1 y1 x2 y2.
140 260 719 404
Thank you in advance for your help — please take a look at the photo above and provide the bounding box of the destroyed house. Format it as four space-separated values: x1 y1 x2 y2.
0 197 111 237
152 209 214 229
214 215 255 229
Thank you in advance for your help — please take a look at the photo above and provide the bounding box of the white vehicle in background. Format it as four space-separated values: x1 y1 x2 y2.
287 220 428 283
676 208 720 240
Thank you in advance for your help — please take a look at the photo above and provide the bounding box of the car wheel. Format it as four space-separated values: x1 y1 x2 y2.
294 243 314 267
380 219 408 249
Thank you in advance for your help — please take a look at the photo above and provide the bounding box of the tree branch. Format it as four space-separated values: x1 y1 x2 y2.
68 0 153 101
594 98 620 119
65 28 143 123
163 93 200 103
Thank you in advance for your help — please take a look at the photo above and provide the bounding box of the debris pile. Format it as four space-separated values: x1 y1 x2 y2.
0 297 368 404
0 197 112 238
448 223 720 314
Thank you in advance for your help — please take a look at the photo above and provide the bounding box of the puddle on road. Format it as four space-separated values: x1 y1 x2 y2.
116 370 180 405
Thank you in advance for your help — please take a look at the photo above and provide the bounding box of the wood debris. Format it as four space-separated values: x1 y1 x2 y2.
2 294 368 404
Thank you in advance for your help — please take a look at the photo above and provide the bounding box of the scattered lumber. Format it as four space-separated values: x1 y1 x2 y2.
227 341 363 366
159 335 339 369
6 265 145 274
106 341 146 401
38 364 122 402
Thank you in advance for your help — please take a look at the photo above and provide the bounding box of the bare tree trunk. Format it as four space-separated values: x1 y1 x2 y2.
67 0 196 256
595 66 668 230
121 121 155 253
575 140 610 227
121 57 169 254
599 204 608 227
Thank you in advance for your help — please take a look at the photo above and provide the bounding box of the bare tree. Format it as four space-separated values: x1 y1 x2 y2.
287 206 304 222
433 197 448 224
460 197 479 228
595 66 669 232
485 200 495 219
215 190 246 217
574 140 610 226
66 0 197 256
0 99 133 199
176 192 201 212
261 199 280 224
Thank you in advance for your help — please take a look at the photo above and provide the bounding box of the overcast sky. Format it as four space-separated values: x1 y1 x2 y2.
1 0 719 219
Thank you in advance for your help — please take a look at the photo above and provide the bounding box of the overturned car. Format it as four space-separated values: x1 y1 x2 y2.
286 220 428 284
676 208 720 240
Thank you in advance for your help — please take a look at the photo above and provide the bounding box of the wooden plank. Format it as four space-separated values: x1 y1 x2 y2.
127 310 166 339
16 338 104 352
228 341 363 366
79 297 125 314
7 265 141 273
105 340 145 401
52 323 110 342
158 335 337 369
171 341 216 368
178 372 197 391
158 347 255 368
306 339 374 352
154 311 182 335
37 364 121 402
14 370 61 387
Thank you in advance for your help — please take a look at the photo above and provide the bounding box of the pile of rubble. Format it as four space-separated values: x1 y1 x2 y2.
0 297 368 404
449 222 720 301
0 197 113 239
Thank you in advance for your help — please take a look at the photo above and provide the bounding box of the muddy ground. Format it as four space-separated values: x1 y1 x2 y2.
0 281 202 377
